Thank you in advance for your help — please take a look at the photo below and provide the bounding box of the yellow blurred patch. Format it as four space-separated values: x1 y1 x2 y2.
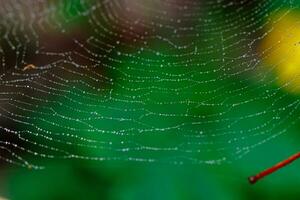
260 10 300 94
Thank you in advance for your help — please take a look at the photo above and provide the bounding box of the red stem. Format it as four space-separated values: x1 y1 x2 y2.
248 152 300 184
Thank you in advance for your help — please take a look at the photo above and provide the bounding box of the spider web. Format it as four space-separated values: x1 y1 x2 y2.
0 0 299 169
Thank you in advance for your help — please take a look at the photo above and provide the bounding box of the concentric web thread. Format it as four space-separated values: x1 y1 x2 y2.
0 0 299 169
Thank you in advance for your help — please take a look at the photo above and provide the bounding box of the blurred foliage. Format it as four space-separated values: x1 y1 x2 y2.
2 1 300 200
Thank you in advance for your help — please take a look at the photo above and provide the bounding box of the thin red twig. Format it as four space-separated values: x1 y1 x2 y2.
248 152 300 184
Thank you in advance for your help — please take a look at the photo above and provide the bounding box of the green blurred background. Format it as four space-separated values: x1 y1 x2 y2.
1 0 300 199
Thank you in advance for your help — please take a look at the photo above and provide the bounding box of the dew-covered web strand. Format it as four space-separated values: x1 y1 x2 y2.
0 0 299 169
